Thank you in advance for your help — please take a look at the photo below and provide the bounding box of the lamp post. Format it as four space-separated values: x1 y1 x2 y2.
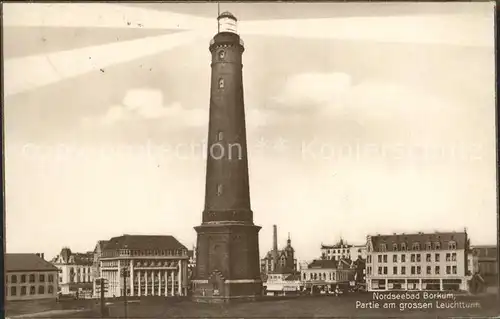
120 268 130 319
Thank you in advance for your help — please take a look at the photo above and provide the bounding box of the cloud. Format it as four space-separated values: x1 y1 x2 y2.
82 88 274 130
83 88 207 128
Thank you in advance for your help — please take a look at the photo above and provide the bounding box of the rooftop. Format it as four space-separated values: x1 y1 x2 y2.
6 254 59 272
103 234 187 251
368 231 467 252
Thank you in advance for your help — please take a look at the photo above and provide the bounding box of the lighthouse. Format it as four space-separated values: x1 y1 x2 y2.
191 12 263 303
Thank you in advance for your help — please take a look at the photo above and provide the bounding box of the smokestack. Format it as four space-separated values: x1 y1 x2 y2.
273 225 278 252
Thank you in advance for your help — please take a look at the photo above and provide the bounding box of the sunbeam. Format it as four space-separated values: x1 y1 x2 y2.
4 31 207 97
240 14 494 47
3 3 214 30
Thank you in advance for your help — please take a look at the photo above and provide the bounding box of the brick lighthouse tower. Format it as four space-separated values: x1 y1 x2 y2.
192 11 262 303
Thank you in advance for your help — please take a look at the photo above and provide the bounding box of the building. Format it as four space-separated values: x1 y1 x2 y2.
192 11 262 303
51 247 94 298
261 225 297 277
264 273 301 296
5 253 59 301
92 240 109 297
320 239 367 261
99 234 189 298
471 245 497 286
261 226 299 296
365 231 470 292
300 259 354 294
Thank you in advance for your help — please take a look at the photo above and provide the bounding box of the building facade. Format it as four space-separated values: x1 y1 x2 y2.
192 11 262 303
92 240 109 297
51 248 94 297
365 231 470 292
264 273 301 296
300 259 354 294
261 225 297 278
471 245 497 286
6 253 59 301
99 234 189 298
321 239 367 261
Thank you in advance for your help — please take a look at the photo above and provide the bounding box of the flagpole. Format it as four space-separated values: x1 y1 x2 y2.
217 1 220 33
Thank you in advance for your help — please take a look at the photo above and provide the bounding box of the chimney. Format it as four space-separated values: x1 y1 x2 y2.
273 225 278 252
42 253 44 260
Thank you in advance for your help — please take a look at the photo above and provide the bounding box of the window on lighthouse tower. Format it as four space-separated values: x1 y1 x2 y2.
218 78 224 89
216 184 223 196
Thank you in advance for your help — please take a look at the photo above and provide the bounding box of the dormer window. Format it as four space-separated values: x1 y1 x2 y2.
392 244 398 251
400 242 407 251
435 242 441 250
218 78 224 89
448 241 456 250
426 242 432 250
379 244 387 252
412 243 420 251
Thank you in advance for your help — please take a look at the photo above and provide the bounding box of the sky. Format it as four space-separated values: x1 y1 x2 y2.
3 2 496 262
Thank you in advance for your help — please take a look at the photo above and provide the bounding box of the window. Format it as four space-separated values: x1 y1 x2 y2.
448 241 456 250
435 253 440 262
383 267 388 275
411 254 415 262
452 253 457 261
393 255 397 263
412 243 420 250
378 267 382 275
367 256 371 263
426 242 432 250
48 274 54 283
59 277 62 283
393 266 398 275
21 287 27 295
29 274 35 283
426 266 431 275
400 243 407 251
48 286 54 294
383 255 387 263
38 286 45 294
380 244 387 252
393 244 398 251
217 131 224 141
446 253 451 262
401 254 406 262
21 275 26 283
11 275 17 283
39 274 45 282
435 266 440 274
411 266 415 275
435 242 441 250
416 254 421 262
218 50 225 60
378 255 382 263
417 266 421 275
30 286 36 295
452 266 457 274
426 254 431 262
11 286 17 296
401 266 406 275
218 78 224 89
446 266 451 274
216 184 223 196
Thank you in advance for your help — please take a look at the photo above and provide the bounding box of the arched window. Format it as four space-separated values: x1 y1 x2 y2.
218 78 224 89
218 50 225 60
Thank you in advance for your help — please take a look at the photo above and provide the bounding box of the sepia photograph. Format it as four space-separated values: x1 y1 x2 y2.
3 1 499 318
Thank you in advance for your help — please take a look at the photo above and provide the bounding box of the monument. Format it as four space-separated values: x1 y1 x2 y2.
191 11 262 303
